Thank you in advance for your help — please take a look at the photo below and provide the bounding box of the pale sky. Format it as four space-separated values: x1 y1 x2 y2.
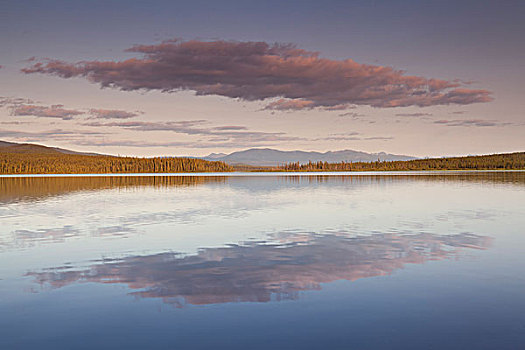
1 0 524 157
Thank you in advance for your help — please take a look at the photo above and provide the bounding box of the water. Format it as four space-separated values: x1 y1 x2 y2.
1 172 524 349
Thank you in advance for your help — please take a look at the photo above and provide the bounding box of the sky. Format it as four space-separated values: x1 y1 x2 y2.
1 0 524 157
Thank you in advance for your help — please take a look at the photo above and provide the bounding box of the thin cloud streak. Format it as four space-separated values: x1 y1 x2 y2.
10 104 83 120
81 120 304 143
0 121 33 125
433 119 513 127
395 113 433 117
316 132 393 142
1 97 142 121
0 128 109 142
72 139 296 149
22 39 493 109
0 96 36 107
338 112 366 118
88 109 141 119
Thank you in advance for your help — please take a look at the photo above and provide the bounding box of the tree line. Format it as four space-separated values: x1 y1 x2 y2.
0 152 233 174
280 152 525 171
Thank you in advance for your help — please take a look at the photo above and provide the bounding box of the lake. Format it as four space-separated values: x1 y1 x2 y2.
1 172 524 349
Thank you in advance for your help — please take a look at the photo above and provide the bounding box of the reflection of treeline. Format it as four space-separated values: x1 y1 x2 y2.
0 152 233 174
1 172 523 204
0 176 227 203
278 171 525 185
281 152 525 171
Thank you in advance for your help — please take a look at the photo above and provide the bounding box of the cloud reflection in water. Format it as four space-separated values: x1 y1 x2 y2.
28 231 490 307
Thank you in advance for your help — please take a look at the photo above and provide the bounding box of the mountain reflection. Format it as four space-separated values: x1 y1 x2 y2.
28 231 490 307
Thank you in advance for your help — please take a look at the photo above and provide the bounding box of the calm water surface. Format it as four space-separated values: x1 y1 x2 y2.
1 172 524 349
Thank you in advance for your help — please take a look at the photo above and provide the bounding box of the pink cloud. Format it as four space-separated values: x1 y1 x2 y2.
22 39 493 109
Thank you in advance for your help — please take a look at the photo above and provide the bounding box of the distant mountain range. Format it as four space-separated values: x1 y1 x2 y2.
203 148 416 166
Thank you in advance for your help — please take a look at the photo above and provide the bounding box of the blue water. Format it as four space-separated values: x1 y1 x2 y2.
0 172 524 349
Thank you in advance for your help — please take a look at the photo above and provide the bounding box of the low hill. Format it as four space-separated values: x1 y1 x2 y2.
204 148 416 166
0 140 99 156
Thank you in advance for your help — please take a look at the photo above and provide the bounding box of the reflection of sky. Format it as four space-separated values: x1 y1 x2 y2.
0 173 523 261
1 173 525 349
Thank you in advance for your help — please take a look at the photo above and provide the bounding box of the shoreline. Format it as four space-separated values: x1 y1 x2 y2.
1 169 524 178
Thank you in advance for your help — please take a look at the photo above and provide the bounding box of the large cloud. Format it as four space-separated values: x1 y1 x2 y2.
22 39 492 109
